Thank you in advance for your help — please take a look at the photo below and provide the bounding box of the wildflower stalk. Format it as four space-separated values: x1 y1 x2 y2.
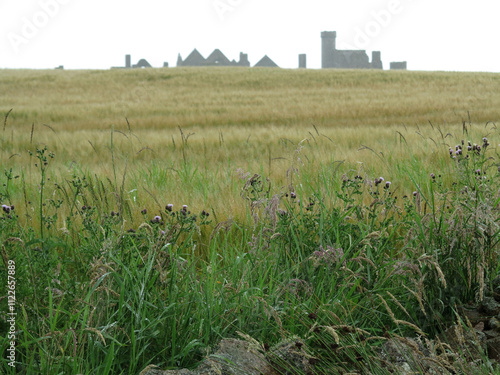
29 145 55 239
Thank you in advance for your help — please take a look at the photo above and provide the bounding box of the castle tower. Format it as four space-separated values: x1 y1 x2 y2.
299 54 307 68
125 54 131 68
321 31 336 69
239 52 250 66
371 51 383 69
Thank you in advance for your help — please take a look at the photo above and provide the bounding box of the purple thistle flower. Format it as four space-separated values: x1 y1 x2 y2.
430 173 435 179
166 204 173 212
384 181 391 189
154 215 161 223
2 204 11 213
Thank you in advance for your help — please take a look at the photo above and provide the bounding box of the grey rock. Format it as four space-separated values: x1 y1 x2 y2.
438 325 487 362
487 337 500 362
140 338 279 375
266 338 315 375
492 275 500 294
489 318 500 331
479 297 500 316
379 338 439 374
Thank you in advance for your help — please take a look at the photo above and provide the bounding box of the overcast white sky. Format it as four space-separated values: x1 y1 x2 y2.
1 0 499 72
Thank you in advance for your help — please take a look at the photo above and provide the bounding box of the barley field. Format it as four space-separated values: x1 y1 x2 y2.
2 67 500 222
1 67 500 374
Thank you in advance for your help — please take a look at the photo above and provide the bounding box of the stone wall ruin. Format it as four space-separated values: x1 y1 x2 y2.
112 30 407 70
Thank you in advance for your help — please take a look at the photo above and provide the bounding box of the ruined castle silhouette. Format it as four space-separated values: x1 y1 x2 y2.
321 31 406 70
176 49 278 68
114 31 406 70
321 31 382 69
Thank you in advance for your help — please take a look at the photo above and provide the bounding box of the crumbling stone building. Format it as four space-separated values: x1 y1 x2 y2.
298 54 307 68
112 54 154 69
113 31 405 70
390 61 408 70
177 49 250 67
321 31 383 69
254 55 278 68
176 49 279 68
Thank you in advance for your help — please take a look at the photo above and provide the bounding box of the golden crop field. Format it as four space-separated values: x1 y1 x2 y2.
3 67 500 374
1 67 500 221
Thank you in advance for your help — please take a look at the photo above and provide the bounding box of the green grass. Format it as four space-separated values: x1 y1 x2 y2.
0 68 500 374
1 128 499 374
